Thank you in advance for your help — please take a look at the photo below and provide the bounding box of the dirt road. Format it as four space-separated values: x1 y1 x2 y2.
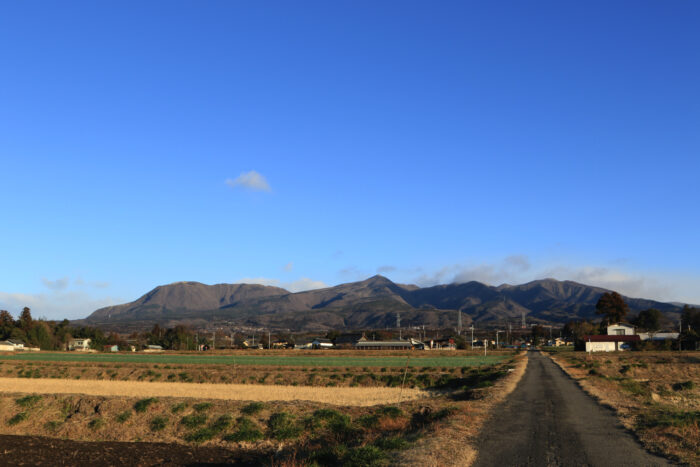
473 351 671 467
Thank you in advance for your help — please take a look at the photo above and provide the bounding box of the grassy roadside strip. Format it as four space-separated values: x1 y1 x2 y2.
547 352 699 466
392 352 529 467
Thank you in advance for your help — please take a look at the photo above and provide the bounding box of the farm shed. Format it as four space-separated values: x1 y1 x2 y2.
0 341 16 352
584 335 640 352
355 339 424 350
312 338 334 349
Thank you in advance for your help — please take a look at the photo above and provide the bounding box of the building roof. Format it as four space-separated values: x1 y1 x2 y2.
584 335 640 342
355 340 422 347
312 338 333 344
608 323 635 328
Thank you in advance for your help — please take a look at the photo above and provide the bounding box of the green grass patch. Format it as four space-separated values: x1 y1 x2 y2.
180 413 207 429
115 410 132 423
224 416 264 442
193 402 213 412
241 402 265 415
7 412 28 426
134 397 158 412
15 395 42 408
171 402 187 414
150 416 168 432
267 412 301 440
88 417 105 430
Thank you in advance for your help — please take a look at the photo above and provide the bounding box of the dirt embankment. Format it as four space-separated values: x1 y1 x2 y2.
394 351 529 467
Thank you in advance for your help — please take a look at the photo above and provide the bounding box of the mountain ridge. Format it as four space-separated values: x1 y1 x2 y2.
84 276 685 331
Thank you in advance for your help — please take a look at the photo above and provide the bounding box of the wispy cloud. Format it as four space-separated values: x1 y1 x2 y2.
237 277 327 293
411 255 698 303
377 265 396 274
41 277 69 291
0 290 121 320
225 170 271 192
283 262 294 272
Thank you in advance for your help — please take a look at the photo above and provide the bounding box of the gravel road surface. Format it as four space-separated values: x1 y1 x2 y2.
473 351 671 467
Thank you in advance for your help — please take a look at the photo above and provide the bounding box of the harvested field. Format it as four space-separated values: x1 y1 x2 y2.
0 351 507 368
0 377 429 405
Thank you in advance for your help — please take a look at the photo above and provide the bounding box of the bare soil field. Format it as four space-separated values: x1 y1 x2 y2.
549 351 699 465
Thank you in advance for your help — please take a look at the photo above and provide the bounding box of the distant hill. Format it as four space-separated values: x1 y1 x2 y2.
83 276 684 331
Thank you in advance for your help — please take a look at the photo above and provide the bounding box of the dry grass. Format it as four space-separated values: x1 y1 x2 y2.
394 352 529 467
549 351 700 465
0 377 429 406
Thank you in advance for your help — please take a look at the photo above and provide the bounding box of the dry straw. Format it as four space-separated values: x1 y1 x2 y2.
0 377 429 406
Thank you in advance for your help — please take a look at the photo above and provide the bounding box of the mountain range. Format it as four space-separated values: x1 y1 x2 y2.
83 276 685 331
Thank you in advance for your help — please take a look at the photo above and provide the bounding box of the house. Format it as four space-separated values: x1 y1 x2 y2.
294 340 314 350
271 341 289 349
143 344 164 353
584 335 640 352
355 338 424 350
7 339 25 350
0 341 16 352
429 338 456 350
607 323 635 336
103 345 119 352
312 338 334 349
68 338 91 351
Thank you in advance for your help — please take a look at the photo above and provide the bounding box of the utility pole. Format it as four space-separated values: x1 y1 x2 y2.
268 330 271 350
212 332 215 350
396 312 401 340
496 330 502 349
457 310 462 335
470 325 474 350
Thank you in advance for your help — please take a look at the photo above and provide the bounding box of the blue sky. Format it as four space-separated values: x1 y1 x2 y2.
1 1 699 319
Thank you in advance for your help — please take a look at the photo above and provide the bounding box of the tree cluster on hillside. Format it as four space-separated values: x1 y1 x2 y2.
139 324 205 350
0 307 110 350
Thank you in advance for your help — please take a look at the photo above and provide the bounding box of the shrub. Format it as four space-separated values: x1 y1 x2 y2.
185 427 216 443
267 412 301 440
193 402 213 412
171 402 187 413
88 418 105 430
343 445 385 467
224 417 264 442
134 398 158 413
7 412 28 426
672 381 695 391
116 410 132 423
375 436 409 451
309 444 348 465
376 406 403 418
357 414 380 429
241 402 265 415
210 414 232 433
180 413 207 429
15 395 42 408
150 416 168 432
44 420 62 431
637 410 700 428
313 408 343 421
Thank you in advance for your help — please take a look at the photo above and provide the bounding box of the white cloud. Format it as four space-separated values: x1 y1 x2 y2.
377 265 397 274
225 170 271 192
41 277 69 291
236 277 327 293
0 290 122 320
411 255 699 303
283 262 294 272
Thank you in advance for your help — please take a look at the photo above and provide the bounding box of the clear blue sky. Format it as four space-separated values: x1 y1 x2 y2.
1 1 699 319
